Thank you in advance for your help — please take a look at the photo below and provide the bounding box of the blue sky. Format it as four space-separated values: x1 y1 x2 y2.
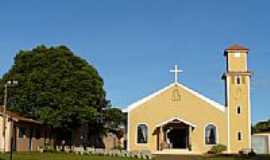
0 1 269 123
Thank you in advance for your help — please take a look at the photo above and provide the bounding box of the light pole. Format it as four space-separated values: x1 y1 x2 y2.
3 80 18 160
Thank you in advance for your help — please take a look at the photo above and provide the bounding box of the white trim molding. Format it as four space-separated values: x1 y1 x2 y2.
155 117 197 128
124 82 225 113
124 83 176 112
247 77 252 148
226 76 231 153
127 110 130 151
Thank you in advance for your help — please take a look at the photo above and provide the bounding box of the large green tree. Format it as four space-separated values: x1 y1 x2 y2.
0 45 108 133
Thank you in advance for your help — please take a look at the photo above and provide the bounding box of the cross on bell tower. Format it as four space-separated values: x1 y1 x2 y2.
169 65 183 83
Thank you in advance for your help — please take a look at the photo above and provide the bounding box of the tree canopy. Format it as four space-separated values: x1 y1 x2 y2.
0 45 108 131
104 107 127 138
253 119 270 133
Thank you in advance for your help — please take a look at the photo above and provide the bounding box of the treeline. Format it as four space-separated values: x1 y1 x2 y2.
253 119 270 133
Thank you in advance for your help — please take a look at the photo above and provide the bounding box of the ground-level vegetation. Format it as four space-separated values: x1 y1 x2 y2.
0 152 270 160
0 152 138 160
155 154 270 160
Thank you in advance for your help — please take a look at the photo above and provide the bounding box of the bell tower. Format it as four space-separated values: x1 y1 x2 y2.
223 44 251 153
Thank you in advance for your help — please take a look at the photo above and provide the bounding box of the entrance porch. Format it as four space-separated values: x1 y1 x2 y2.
154 118 196 154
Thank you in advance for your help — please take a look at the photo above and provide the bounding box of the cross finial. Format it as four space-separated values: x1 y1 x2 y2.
169 65 183 83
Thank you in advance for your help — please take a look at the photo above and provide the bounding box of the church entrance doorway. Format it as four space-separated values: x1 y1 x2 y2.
155 118 195 151
167 128 188 149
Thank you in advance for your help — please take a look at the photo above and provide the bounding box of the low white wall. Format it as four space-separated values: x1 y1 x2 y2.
252 133 270 154
0 116 13 152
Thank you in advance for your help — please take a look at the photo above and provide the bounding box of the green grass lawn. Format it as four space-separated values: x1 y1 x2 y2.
0 152 140 160
0 152 269 160
156 154 270 160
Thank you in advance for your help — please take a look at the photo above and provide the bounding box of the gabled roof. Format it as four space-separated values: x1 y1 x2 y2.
124 82 225 112
225 44 249 51
224 44 249 56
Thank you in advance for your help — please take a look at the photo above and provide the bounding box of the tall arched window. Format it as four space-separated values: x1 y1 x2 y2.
137 124 148 144
205 124 217 145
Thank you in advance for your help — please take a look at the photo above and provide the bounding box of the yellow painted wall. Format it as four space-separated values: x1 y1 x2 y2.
227 76 250 153
226 51 251 153
227 53 247 72
128 84 228 154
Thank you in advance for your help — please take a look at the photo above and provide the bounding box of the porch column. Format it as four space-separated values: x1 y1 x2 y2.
189 126 192 151
156 127 160 151
160 126 163 150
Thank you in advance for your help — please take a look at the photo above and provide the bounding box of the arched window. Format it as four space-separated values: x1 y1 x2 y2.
237 106 241 114
205 124 217 145
237 132 242 141
137 124 148 144
236 76 241 85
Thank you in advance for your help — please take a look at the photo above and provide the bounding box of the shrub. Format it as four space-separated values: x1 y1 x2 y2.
114 145 124 150
209 144 227 154
188 144 192 151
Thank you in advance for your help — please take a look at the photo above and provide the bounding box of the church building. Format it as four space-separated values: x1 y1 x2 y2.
125 45 252 154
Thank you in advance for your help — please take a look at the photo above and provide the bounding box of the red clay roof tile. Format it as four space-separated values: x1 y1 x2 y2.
226 44 249 51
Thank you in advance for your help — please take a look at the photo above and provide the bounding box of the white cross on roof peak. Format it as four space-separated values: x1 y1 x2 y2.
169 65 183 83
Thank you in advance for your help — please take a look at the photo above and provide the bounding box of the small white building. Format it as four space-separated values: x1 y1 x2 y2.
252 133 270 154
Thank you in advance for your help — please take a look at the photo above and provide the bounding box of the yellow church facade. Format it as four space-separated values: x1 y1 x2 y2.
125 45 251 154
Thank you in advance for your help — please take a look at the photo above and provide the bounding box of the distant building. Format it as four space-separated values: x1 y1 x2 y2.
252 133 270 154
0 106 125 152
0 106 51 152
